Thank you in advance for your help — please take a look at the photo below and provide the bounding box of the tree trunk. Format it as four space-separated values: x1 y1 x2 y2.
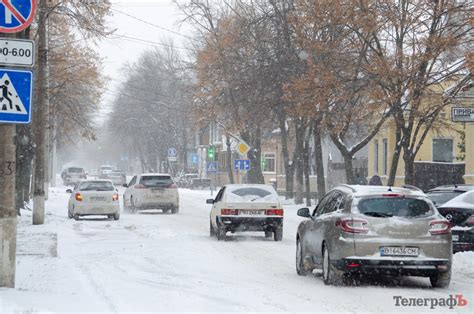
294 120 305 204
342 153 355 184
403 150 416 185
278 111 294 199
303 125 312 206
313 121 326 202
226 134 234 184
241 128 264 184
388 124 402 186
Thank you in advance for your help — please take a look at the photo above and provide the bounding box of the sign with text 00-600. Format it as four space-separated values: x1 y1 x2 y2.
0 39 35 67
452 107 474 122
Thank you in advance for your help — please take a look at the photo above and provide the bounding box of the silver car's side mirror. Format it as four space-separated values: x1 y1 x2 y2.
206 199 214 204
297 208 311 218
66 189 73 194
122 184 128 188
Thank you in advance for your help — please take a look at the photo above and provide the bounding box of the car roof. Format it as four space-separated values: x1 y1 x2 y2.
140 173 172 177
334 185 426 197
428 184 474 192
438 190 474 209
79 179 113 183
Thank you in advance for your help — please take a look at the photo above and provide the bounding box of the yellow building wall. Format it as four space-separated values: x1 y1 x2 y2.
464 122 474 184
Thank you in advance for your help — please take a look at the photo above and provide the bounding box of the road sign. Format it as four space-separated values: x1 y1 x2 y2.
191 154 199 164
452 107 474 122
0 0 37 33
0 38 34 67
236 141 250 156
168 147 177 157
0 68 33 124
207 161 218 173
234 159 250 171
168 157 177 162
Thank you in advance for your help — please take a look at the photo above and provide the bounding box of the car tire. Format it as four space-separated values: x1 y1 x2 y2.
430 268 451 288
296 238 311 276
73 214 80 221
130 197 137 214
68 208 73 219
265 231 272 238
322 244 342 285
113 213 120 221
210 220 215 237
172 206 179 214
216 225 226 241
274 227 283 241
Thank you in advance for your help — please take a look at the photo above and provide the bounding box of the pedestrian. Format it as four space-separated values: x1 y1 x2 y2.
368 174 383 186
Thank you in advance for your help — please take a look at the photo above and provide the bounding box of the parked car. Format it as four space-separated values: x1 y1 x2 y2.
191 178 211 190
101 170 126 186
98 165 114 179
61 167 87 186
67 180 120 221
437 190 474 253
296 185 452 287
123 174 179 214
207 184 284 241
426 184 474 207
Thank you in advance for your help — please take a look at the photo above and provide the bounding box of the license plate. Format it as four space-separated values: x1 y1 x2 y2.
380 247 419 257
452 235 459 241
151 189 164 194
90 196 106 202
240 210 264 215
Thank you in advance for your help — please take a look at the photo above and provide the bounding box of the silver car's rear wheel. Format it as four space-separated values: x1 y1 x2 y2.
430 268 451 288
323 245 342 285
296 238 310 276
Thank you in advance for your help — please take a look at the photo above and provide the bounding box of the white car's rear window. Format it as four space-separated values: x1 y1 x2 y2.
79 181 114 191
226 186 278 203
140 176 173 187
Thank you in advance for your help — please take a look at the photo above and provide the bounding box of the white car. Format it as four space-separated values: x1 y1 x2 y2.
98 165 114 178
207 184 284 241
67 180 120 220
123 174 179 214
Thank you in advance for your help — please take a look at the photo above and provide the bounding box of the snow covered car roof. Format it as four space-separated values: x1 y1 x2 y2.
336 185 426 197
438 190 474 209
140 173 172 177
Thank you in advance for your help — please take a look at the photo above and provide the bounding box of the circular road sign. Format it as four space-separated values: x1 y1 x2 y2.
0 0 37 33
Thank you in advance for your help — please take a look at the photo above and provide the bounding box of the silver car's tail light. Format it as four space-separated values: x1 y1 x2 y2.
112 193 119 201
335 218 369 234
266 209 284 216
75 193 83 202
429 220 451 235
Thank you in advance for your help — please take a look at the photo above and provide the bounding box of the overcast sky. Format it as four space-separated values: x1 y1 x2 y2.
96 0 191 123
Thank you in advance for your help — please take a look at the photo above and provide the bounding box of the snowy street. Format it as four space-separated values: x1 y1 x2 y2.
1 187 473 313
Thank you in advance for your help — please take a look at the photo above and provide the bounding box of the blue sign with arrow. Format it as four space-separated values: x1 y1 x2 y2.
234 159 250 171
0 68 33 124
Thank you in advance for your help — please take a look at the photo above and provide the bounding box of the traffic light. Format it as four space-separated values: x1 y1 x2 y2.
261 158 267 169
208 146 215 160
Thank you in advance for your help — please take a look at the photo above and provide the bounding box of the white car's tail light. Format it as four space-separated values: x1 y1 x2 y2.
75 193 83 202
429 220 451 235
112 193 119 201
266 209 284 216
336 218 369 234
221 209 238 215
168 183 177 189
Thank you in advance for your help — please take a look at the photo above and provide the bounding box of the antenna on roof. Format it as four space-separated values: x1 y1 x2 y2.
388 186 393 192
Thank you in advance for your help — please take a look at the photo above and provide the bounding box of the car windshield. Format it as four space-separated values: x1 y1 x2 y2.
140 176 173 187
226 187 278 203
78 181 114 191
68 167 84 173
426 191 464 206
358 197 433 218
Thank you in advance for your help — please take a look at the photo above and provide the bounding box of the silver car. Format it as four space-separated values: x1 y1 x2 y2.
123 174 179 214
296 185 452 287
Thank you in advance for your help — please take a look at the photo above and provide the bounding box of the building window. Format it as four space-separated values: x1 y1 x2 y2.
262 153 276 173
433 139 453 163
382 139 388 175
373 140 379 174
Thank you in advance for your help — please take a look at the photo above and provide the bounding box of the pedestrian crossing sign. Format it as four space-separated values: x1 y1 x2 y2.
0 69 33 124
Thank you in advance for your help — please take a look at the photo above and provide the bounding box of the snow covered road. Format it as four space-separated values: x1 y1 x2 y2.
1 187 473 312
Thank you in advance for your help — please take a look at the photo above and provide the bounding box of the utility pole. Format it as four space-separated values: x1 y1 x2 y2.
33 0 48 225
0 25 31 287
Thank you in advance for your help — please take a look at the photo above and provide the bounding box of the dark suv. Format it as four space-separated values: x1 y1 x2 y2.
426 184 474 207
61 167 87 186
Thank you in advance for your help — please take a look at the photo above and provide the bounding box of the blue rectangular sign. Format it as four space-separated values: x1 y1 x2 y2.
207 161 218 173
0 68 33 124
234 159 250 171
